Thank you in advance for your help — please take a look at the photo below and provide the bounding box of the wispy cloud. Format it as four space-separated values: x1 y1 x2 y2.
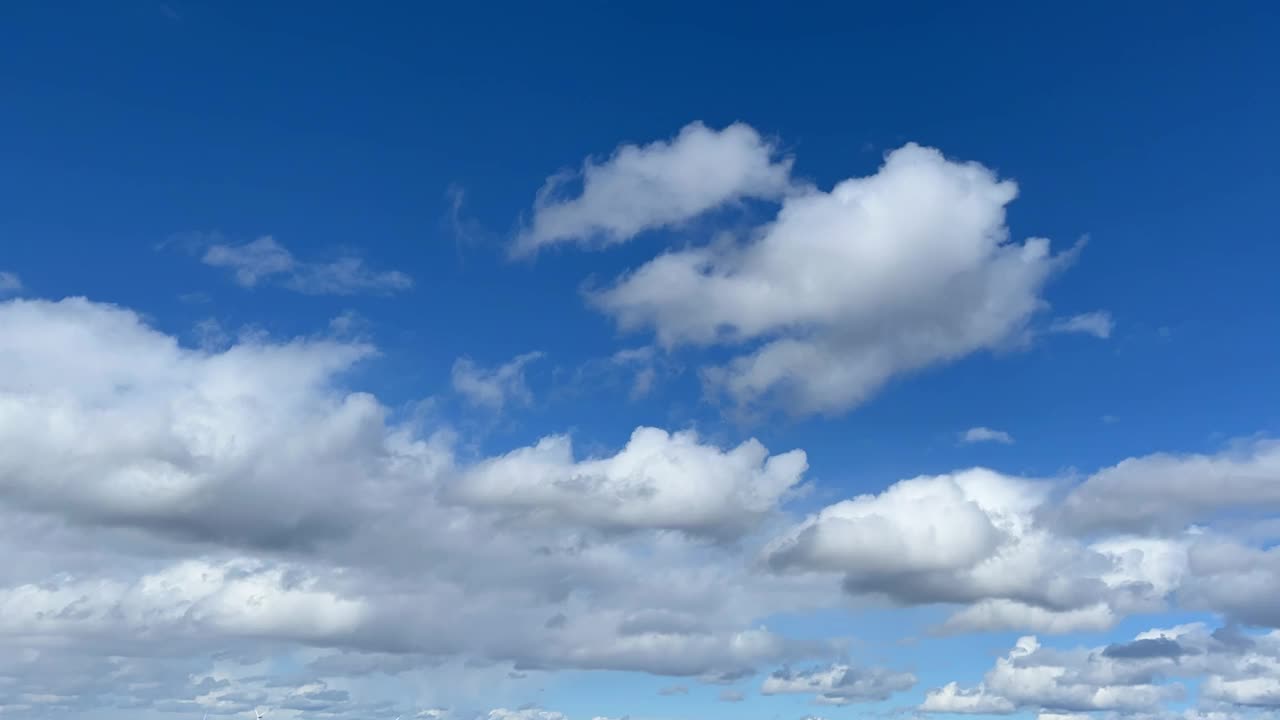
960 427 1014 445
0 271 21 295
452 351 545 412
194 235 412 296
1049 311 1114 339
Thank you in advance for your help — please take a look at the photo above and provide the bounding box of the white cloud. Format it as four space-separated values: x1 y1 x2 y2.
761 663 917 704
920 681 1017 714
1050 311 1114 339
514 121 794 254
202 235 412 295
961 427 1015 445
0 271 20 295
1055 439 1280 536
763 468 1187 634
451 427 807 537
592 140 1076 417
452 351 545 411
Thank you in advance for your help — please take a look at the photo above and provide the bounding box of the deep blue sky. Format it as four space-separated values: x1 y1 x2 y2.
1 3 1279 718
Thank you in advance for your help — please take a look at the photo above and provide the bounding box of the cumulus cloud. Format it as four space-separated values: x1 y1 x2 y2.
0 296 841 716
961 427 1015 444
1050 310 1115 339
202 235 413 295
591 140 1076 417
763 468 1187 634
452 427 807 537
452 351 545 411
761 663 917 704
514 121 794 254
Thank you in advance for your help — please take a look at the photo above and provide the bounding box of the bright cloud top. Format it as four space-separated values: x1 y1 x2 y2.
452 427 807 537
922 623 1280 714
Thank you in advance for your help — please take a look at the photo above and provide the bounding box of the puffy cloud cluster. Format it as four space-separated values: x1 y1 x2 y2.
922 623 1280 714
763 468 1185 634
1 293 1276 719
0 297 835 717
528 126 1096 416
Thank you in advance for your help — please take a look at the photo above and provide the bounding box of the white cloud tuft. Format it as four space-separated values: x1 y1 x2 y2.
960 427 1015 444
514 121 794 254
592 140 1075 417
452 426 807 537
1050 310 1114 339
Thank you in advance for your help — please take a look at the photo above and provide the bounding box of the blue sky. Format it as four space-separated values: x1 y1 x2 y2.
1 2 1279 720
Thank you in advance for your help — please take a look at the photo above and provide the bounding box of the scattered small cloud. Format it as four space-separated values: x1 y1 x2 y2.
657 686 688 696
1049 311 1114 339
178 291 211 304
718 690 745 703
960 427 1014 445
452 351 545 412
0 271 22 295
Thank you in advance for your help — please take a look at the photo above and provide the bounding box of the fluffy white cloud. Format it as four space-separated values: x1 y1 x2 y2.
921 682 1017 714
760 663 916 704
452 351 545 411
452 427 807 537
592 141 1075 416
1056 439 1280 535
514 121 794 254
764 468 1187 633
961 426 1015 444
0 296 841 717
202 235 413 295
1049 310 1114 339
924 624 1280 715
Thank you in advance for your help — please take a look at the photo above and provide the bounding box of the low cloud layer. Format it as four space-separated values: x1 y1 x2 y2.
0 295 1276 718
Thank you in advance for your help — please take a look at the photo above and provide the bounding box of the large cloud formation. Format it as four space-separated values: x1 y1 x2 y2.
519 122 1098 416
1 295 1278 718
0 297 835 717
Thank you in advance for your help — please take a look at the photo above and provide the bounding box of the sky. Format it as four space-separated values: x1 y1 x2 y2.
1 2 1279 719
